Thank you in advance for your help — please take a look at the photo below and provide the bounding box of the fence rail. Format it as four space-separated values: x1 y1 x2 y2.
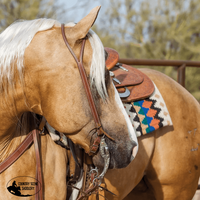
118 58 200 87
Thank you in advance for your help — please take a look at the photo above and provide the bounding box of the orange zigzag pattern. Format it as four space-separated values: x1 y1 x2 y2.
142 100 160 129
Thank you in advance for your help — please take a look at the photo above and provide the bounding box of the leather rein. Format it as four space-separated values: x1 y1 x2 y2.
61 24 114 155
0 117 46 200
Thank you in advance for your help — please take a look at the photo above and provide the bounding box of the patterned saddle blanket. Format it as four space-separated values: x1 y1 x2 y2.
123 82 173 137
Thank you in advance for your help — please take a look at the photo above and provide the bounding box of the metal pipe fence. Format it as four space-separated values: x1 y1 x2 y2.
118 58 200 88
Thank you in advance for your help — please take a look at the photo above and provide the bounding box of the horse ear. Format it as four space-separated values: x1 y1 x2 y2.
67 6 101 45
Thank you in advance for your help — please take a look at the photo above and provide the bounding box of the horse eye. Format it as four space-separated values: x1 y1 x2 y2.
105 50 108 61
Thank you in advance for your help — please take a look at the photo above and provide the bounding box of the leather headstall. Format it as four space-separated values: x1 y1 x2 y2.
61 24 114 156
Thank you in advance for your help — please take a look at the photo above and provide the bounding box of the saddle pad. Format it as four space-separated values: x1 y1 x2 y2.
123 82 173 137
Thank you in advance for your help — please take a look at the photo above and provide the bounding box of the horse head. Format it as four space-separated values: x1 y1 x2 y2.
0 6 138 169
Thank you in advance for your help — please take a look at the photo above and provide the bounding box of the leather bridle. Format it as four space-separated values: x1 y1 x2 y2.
61 24 114 156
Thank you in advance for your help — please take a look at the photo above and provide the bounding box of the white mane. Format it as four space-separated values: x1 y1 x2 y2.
0 19 107 100
88 29 107 100
0 18 60 93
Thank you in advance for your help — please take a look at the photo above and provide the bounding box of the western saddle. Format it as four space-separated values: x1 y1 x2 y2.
105 47 154 102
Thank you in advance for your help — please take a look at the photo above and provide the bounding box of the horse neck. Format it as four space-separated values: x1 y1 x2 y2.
0 112 37 163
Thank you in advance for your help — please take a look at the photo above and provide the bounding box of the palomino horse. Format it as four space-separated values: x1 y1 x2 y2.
95 68 200 200
0 112 69 199
0 6 138 199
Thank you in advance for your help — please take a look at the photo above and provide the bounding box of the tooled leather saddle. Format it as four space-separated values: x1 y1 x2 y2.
105 47 154 102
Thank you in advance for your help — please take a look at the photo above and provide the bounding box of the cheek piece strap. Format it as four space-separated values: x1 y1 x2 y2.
61 24 114 155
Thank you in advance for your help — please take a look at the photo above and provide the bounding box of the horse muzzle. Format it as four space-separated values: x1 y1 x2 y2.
92 136 137 169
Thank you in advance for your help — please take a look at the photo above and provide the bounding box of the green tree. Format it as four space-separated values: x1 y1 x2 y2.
94 0 200 101
0 0 95 32
0 0 66 31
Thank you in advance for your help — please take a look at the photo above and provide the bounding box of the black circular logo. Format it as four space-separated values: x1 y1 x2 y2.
7 176 41 197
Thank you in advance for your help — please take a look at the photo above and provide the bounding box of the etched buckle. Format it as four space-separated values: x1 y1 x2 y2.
90 144 99 153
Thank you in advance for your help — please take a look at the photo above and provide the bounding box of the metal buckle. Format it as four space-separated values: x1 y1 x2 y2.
90 144 99 154
39 127 45 135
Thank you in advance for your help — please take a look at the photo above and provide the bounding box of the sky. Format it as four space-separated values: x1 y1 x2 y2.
56 0 107 23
